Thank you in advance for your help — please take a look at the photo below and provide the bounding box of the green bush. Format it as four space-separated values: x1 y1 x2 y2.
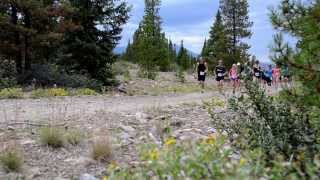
0 145 24 172
0 88 23 99
40 127 66 148
208 79 318 159
175 68 186 83
107 136 320 179
74 88 98 96
31 88 69 98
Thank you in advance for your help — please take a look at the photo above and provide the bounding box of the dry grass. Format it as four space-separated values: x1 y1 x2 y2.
91 137 113 162
65 129 84 146
40 127 66 148
0 143 24 172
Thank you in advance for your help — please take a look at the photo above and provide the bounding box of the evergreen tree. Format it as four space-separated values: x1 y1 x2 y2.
220 0 253 65
177 41 191 70
60 0 130 85
270 0 320 108
128 0 170 77
123 40 134 62
0 0 74 74
206 10 230 70
201 39 208 57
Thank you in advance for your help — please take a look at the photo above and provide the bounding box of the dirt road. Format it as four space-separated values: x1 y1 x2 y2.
0 91 227 123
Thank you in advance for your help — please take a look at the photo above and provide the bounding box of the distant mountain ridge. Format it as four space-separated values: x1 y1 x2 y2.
114 45 199 58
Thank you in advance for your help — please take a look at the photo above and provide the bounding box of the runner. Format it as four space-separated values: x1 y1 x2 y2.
253 60 261 83
229 64 238 94
197 57 208 92
272 64 281 90
263 65 273 91
281 64 290 88
215 60 226 93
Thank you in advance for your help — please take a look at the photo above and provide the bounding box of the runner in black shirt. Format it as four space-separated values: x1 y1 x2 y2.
215 60 226 92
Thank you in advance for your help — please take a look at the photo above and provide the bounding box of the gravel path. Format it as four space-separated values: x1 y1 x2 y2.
0 91 227 123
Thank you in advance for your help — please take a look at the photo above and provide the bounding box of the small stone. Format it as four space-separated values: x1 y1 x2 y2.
120 125 136 134
79 173 99 180
7 126 14 131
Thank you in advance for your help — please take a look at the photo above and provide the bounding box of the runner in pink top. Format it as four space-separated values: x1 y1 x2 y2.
272 64 281 89
229 64 238 94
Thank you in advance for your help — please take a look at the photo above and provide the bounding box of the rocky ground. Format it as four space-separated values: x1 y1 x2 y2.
0 67 234 180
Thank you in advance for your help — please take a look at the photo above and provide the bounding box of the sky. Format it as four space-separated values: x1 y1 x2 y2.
118 0 284 63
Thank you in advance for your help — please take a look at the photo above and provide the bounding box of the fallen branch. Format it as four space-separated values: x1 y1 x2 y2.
5 122 67 127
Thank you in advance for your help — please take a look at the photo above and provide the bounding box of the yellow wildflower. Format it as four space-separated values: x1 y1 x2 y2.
204 134 217 145
239 158 247 166
149 148 159 160
102 176 109 180
165 137 176 146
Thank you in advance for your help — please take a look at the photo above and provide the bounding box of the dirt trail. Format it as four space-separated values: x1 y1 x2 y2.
0 91 226 123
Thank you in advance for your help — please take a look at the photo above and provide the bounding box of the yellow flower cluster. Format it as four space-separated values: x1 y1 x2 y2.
149 148 159 160
165 137 176 146
239 158 247 166
203 134 217 145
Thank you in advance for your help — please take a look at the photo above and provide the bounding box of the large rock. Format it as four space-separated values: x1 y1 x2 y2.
79 174 99 180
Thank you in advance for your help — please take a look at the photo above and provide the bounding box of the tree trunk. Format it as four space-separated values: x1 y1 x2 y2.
11 5 23 74
24 10 31 71
232 4 237 64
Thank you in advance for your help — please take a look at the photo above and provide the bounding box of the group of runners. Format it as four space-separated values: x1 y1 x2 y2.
195 57 291 93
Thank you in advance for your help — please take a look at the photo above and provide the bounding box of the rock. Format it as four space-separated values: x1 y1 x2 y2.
79 174 99 180
64 157 95 166
27 167 41 179
120 125 136 134
54 177 69 180
135 112 149 123
7 126 15 131
20 139 36 145
117 84 127 93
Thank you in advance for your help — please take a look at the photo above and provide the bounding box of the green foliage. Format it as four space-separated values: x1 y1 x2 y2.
0 145 24 172
203 10 231 70
208 78 318 159
32 88 69 98
176 41 193 70
219 0 253 65
175 68 186 83
107 136 320 179
270 0 320 108
0 58 17 89
74 88 98 96
126 0 177 74
0 88 23 99
40 127 66 148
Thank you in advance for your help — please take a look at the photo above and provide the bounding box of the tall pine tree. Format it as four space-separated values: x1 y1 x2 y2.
205 10 230 70
220 0 253 65
128 0 170 77
59 0 129 85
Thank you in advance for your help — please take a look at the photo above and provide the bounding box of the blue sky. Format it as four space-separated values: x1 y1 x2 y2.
118 0 284 62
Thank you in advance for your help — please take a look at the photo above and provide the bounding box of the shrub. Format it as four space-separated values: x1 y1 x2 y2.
40 127 66 148
107 136 320 179
0 58 17 89
0 145 24 172
175 68 186 83
0 88 23 99
75 88 98 96
208 78 318 159
65 129 84 146
91 137 113 162
19 64 103 90
31 88 69 98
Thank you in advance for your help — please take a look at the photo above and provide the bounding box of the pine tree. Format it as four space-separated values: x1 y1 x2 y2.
220 0 253 65
206 10 230 70
270 0 320 107
0 0 74 74
201 39 208 57
129 0 170 77
177 41 191 70
60 0 130 85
